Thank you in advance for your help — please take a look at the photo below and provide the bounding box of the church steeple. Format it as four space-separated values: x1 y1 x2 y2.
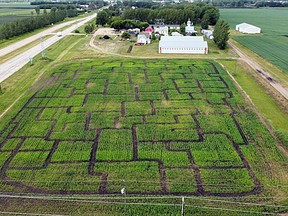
187 19 191 27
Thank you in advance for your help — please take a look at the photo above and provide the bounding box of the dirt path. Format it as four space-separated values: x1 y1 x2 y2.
228 41 288 101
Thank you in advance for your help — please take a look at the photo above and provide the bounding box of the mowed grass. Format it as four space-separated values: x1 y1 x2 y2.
0 58 287 201
220 8 288 73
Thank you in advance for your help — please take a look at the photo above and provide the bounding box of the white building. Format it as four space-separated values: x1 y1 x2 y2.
185 19 197 35
137 33 150 44
171 32 183 36
159 36 208 54
236 23 261 34
154 26 169 36
201 29 214 39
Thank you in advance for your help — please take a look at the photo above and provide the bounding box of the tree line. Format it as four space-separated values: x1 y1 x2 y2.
110 19 149 31
0 8 78 40
96 3 219 27
96 1 229 50
122 3 219 25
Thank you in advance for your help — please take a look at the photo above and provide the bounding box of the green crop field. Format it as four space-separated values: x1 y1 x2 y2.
220 8 288 73
0 2 34 8
0 9 33 24
0 58 287 200
0 3 37 24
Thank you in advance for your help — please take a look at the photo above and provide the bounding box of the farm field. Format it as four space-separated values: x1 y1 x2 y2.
220 8 288 73
0 9 33 24
0 58 287 200
0 3 42 24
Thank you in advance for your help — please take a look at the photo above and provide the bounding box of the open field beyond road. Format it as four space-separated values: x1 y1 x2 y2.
220 8 288 74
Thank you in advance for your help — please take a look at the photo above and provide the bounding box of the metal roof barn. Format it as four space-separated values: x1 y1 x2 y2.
236 23 261 34
159 36 208 54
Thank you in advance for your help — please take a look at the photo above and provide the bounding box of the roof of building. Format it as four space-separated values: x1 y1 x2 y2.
159 36 207 48
201 29 213 34
138 32 150 37
128 30 137 35
236 23 261 29
171 32 183 36
151 25 180 28
145 27 153 33
161 36 204 42
138 34 149 39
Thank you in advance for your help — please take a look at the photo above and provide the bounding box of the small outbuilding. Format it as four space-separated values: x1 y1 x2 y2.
159 36 208 54
154 26 169 36
137 33 151 44
201 29 214 39
171 32 183 36
236 23 261 34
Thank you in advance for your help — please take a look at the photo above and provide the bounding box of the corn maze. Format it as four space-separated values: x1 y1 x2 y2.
0 59 263 196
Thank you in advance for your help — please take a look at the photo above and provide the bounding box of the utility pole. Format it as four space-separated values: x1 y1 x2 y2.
40 36 45 58
29 56 33 65
181 196 185 216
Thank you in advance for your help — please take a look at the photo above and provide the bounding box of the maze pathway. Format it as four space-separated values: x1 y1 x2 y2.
0 59 262 196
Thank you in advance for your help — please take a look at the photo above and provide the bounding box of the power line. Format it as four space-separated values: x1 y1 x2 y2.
0 178 279 186
0 194 278 215
185 204 276 215
186 196 288 209
0 194 285 213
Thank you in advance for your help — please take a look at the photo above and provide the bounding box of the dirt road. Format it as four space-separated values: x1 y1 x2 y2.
229 41 288 100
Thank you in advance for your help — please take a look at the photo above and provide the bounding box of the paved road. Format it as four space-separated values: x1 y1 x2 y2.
0 17 88 58
229 41 288 100
0 13 96 83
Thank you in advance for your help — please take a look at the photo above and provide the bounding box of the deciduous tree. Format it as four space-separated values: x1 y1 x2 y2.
96 11 109 26
213 19 230 49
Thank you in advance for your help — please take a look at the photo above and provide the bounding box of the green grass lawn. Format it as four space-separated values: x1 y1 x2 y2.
219 59 288 145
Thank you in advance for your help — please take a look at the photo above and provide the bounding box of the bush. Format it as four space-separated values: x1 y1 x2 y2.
74 30 80 33
103 35 110 39
84 24 93 34
121 32 131 39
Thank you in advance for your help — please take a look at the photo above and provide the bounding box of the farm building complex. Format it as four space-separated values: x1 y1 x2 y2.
159 36 208 54
236 23 261 34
